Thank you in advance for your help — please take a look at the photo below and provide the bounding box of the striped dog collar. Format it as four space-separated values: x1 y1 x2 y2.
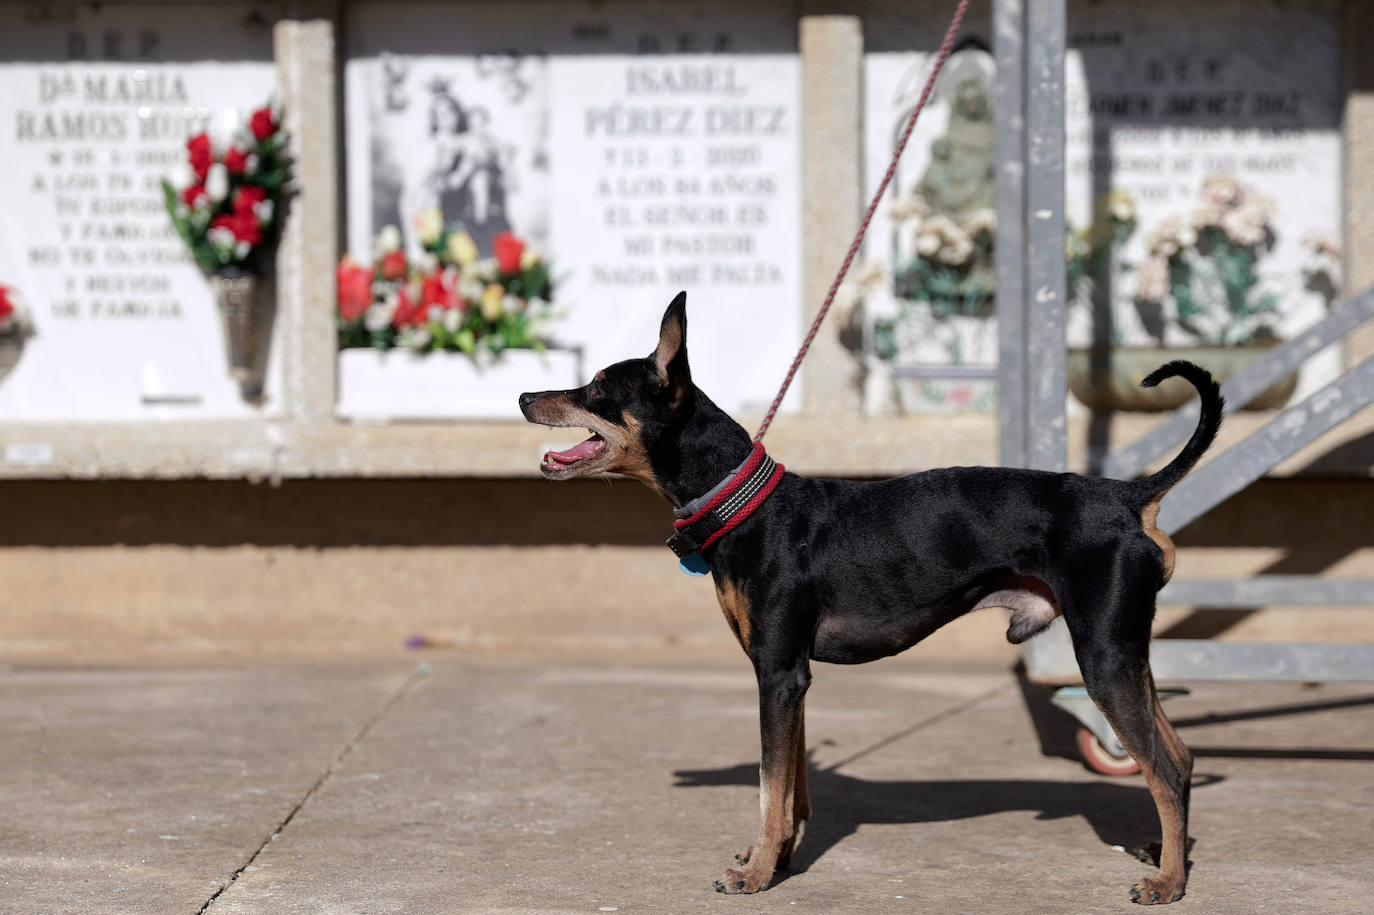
666 442 785 560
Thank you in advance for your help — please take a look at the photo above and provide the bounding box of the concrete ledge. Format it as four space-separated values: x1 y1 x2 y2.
1 404 1369 481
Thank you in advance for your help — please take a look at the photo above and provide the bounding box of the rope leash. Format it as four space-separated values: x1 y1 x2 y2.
753 0 971 443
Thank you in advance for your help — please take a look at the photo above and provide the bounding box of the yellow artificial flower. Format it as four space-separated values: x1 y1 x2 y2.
480 284 505 322
447 231 479 266
415 208 444 246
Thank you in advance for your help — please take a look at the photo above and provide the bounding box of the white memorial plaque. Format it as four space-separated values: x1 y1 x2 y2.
864 0 1342 409
345 1 802 416
0 3 281 421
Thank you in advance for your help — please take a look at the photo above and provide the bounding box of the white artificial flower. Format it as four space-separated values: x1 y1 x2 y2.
234 240 251 260
406 328 432 350
502 294 521 314
209 108 240 155
936 237 974 266
376 225 402 256
519 249 541 271
207 226 237 250
526 297 548 312
1302 231 1342 261
427 304 443 322
1107 190 1136 223
916 231 942 258
364 303 394 333
1221 208 1266 246
889 194 930 224
205 163 229 203
1135 255 1170 303
167 161 194 191
1200 175 1241 208
254 200 274 225
442 309 463 333
244 153 260 175
475 257 499 282
1144 215 1180 257
459 279 485 302
961 208 997 237
418 252 440 274
1189 204 1224 231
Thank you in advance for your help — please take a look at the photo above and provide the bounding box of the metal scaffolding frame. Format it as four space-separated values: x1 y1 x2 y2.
990 0 1374 757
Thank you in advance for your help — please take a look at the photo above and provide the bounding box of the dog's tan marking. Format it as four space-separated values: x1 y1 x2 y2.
1142 499 1176 583
714 578 752 651
612 411 659 489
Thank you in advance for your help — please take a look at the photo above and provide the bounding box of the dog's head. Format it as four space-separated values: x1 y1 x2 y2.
519 291 692 483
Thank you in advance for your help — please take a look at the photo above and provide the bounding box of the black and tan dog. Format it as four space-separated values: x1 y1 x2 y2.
519 293 1219 904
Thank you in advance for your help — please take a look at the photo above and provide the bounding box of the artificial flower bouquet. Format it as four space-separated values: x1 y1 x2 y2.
0 284 34 341
1132 175 1280 346
337 211 555 357
888 195 997 322
161 104 292 276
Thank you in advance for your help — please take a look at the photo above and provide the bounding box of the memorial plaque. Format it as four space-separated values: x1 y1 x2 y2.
864 0 1342 410
345 1 802 416
0 3 283 421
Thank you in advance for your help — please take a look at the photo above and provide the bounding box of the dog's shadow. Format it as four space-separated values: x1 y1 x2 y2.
674 757 1221 886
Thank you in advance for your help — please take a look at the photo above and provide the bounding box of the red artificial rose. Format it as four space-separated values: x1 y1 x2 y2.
391 287 422 329
420 271 463 312
234 212 263 246
233 185 268 215
181 184 209 208
380 250 408 281
336 261 375 322
0 286 14 320
224 147 248 175
186 133 213 180
493 231 525 275
213 212 262 247
250 107 277 142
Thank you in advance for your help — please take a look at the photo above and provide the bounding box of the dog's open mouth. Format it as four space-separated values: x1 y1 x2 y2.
542 431 606 471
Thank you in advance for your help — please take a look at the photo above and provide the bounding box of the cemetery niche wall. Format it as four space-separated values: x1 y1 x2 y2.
861 0 1342 414
339 0 803 421
0 3 286 422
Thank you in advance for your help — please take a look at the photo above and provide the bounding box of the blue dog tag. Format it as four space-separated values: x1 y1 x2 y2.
679 553 711 576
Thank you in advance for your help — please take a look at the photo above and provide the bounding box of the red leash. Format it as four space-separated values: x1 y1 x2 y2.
754 0 971 443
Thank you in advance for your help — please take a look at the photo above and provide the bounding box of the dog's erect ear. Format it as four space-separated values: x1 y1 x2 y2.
652 291 691 405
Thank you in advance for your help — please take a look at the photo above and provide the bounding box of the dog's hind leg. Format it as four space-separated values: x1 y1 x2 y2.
1064 564 1192 905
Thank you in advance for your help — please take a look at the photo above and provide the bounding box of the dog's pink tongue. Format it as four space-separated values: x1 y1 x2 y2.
545 435 603 465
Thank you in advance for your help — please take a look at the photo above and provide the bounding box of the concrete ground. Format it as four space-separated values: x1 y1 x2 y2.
1 655 1372 914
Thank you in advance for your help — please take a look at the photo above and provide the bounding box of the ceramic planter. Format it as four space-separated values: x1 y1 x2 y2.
1067 343 1297 411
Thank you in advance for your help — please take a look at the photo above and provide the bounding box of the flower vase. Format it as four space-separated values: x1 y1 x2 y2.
0 333 24 387
211 268 275 402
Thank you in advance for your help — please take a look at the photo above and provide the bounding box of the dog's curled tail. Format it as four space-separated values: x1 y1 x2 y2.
1129 360 1224 503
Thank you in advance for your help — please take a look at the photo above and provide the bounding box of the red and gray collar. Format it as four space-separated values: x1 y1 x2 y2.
666 443 785 559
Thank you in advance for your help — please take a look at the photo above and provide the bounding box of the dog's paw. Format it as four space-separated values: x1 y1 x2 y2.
713 865 772 894
733 846 754 866
1130 876 1184 905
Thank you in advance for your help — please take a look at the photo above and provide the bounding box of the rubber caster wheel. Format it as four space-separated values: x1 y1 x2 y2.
1076 726 1140 776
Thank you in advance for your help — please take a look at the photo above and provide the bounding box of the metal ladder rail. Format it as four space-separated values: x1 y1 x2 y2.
992 0 1374 765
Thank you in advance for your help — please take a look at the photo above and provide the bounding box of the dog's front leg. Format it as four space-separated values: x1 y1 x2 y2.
715 661 810 894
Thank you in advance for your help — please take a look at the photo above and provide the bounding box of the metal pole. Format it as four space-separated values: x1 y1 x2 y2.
994 0 1029 469
1024 0 1067 472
